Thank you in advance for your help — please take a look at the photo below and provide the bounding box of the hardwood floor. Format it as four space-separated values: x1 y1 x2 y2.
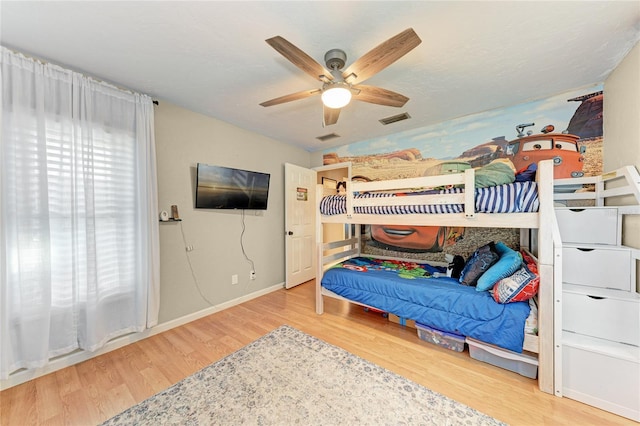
1 280 636 425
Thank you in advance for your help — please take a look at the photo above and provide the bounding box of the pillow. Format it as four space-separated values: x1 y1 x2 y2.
520 250 538 273
474 161 516 188
492 262 540 304
515 163 537 182
459 242 499 286
476 242 523 291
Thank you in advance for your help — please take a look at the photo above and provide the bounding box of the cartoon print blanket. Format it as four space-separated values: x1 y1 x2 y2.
322 257 530 352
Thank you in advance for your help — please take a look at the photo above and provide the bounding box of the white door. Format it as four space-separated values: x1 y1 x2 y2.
284 163 316 289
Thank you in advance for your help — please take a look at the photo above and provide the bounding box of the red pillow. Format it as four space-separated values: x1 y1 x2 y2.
520 250 538 273
492 253 540 304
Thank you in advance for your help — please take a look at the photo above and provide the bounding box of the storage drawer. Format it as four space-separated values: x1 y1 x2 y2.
467 338 538 379
563 333 640 422
555 207 618 245
562 244 632 291
416 323 465 352
563 287 640 346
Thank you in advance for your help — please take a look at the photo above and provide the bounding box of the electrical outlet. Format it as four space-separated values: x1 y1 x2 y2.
250 270 256 280
185 245 194 252
231 274 238 285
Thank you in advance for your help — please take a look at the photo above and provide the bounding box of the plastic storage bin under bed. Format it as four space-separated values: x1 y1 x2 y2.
467 337 538 379
416 323 465 352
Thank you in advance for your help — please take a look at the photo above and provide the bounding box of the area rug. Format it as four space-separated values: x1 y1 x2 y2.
102 325 505 425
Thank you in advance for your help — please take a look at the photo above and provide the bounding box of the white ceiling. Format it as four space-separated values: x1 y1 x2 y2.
2 1 639 152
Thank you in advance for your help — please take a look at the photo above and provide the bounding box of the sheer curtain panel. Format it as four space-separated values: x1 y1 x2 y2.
0 47 160 380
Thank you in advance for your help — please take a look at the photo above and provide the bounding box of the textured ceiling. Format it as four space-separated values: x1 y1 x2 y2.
2 1 639 152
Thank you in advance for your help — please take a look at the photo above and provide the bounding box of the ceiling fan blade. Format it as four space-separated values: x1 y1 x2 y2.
342 28 421 85
266 36 334 82
260 89 321 107
323 105 341 127
352 85 409 107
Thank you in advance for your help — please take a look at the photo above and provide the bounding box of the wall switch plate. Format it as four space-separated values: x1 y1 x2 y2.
231 274 238 285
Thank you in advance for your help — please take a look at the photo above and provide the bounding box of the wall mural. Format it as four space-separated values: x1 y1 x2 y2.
323 86 604 261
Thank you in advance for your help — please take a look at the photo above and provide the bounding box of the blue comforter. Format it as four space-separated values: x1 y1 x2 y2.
322 257 530 352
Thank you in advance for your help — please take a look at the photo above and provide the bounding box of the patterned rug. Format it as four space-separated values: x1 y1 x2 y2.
102 325 505 425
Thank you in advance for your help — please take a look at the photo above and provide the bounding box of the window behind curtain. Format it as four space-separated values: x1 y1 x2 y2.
15 111 138 305
1 47 159 380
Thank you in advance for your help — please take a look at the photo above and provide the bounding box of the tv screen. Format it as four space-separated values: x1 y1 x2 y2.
195 163 270 210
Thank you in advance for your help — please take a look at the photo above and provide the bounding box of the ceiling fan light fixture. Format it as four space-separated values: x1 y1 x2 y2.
321 84 352 109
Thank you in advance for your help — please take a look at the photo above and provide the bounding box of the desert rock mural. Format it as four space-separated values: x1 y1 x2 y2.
567 91 603 139
323 86 604 261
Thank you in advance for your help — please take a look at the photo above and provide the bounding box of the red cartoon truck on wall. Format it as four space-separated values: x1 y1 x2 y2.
503 123 586 178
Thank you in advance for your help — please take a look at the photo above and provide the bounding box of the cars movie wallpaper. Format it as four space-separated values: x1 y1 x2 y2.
323 86 603 261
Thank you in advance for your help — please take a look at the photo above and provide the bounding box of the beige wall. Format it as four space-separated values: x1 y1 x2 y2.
603 41 640 290
603 42 640 173
154 101 310 323
310 150 324 168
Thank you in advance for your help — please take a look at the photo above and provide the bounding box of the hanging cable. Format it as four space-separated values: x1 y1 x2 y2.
179 221 215 306
240 210 256 272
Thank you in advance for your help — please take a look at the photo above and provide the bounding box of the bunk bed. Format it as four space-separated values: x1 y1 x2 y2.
315 159 561 396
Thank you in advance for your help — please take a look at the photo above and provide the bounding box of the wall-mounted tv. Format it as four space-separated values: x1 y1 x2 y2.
195 163 270 210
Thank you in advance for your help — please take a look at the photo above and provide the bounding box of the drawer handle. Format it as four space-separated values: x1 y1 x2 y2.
569 208 585 212
587 295 605 300
576 248 595 252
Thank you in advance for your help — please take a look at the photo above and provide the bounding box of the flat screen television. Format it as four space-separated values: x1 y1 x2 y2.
195 163 270 210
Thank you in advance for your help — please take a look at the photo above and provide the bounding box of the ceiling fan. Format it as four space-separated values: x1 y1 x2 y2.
260 28 422 127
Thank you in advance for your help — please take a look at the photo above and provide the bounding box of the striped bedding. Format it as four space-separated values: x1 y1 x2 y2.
320 181 539 215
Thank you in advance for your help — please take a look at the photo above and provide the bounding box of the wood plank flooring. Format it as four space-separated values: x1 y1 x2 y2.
1 280 636 425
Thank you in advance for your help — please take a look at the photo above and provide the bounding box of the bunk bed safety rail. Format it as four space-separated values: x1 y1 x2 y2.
554 164 640 209
322 249 359 272
346 167 478 218
321 238 360 271
323 236 359 250
351 172 467 193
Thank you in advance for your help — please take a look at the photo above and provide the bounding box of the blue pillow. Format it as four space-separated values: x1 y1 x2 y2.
476 242 523 291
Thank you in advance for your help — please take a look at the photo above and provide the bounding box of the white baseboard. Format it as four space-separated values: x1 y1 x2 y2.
0 282 284 391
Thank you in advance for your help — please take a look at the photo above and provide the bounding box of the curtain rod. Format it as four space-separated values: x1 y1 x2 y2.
3 46 159 105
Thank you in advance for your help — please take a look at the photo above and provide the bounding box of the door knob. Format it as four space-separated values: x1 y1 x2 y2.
287 231 293 235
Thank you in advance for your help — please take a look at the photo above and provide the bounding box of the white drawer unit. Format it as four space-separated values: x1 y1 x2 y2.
563 332 640 422
555 207 619 245
563 286 640 346
555 166 640 421
562 244 633 291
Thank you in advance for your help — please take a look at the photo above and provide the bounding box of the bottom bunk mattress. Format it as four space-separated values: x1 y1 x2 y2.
321 257 531 353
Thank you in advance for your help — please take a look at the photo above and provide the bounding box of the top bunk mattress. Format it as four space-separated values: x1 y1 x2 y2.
320 181 539 215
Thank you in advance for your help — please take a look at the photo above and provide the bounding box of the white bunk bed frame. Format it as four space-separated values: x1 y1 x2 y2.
315 159 562 396
554 164 640 213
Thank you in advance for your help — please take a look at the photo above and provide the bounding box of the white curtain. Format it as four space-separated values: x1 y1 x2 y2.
0 47 160 380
